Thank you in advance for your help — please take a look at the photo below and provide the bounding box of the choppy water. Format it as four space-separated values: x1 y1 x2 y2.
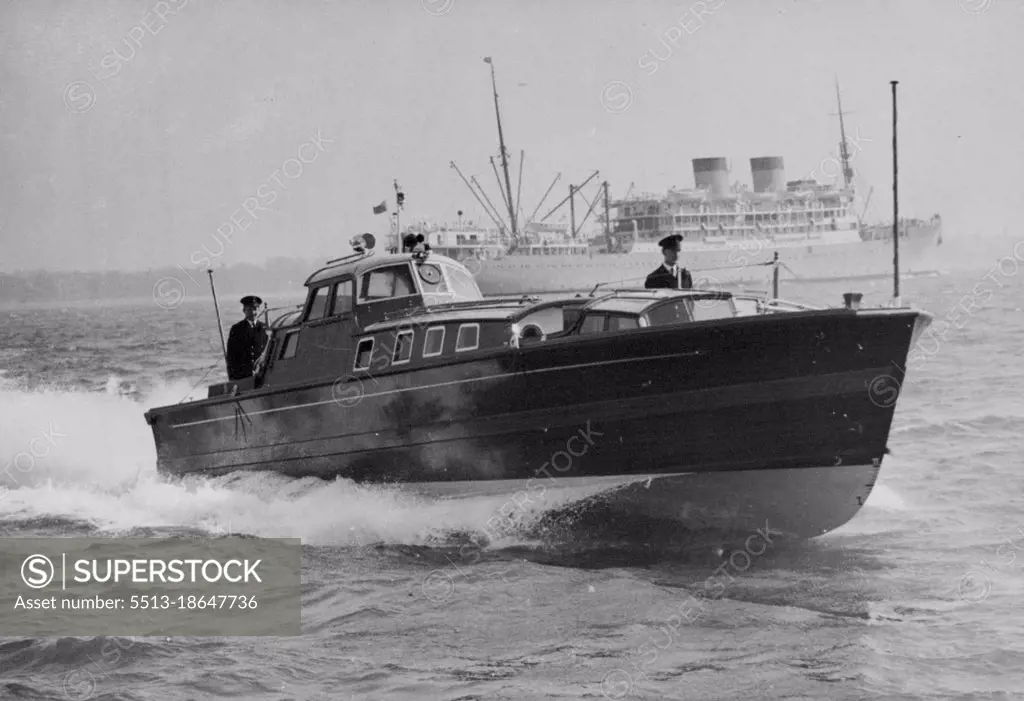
2 241 1023 700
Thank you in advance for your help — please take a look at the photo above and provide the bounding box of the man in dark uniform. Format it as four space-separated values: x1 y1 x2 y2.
644 234 693 289
226 295 268 380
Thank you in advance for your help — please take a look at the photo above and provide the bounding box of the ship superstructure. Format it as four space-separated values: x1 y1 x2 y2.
606 157 859 254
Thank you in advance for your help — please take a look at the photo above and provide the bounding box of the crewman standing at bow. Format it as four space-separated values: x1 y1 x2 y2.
226 295 268 380
644 234 693 289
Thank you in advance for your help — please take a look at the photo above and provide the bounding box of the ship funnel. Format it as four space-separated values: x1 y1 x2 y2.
692 158 730 198
750 157 786 193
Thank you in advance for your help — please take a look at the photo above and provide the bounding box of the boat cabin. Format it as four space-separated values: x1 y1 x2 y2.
260 250 498 386
509 289 741 345
206 245 747 399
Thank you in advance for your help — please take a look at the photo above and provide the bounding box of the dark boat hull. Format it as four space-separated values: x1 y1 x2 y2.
551 463 880 541
145 308 928 539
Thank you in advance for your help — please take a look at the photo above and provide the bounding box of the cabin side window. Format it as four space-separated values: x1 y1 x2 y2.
644 301 693 326
563 307 583 331
272 310 303 329
331 279 354 315
579 313 607 334
353 338 374 370
423 326 445 357
359 265 417 301
455 323 479 352
392 330 415 365
305 286 330 321
279 331 300 359
689 298 737 322
608 315 639 331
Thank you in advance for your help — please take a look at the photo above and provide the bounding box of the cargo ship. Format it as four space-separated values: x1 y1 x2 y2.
414 162 942 295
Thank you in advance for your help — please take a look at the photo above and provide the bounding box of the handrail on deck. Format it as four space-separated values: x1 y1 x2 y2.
762 299 823 312
732 294 823 314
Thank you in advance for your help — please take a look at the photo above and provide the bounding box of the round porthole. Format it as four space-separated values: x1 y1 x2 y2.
418 264 442 285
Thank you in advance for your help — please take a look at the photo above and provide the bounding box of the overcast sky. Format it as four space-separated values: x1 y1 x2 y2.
1 0 1020 272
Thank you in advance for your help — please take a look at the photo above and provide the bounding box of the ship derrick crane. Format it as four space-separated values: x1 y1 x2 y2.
858 186 874 227
537 170 601 238
451 57 605 246
833 77 856 190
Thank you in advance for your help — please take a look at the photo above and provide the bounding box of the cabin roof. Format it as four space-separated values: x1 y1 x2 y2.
587 297 661 315
507 297 587 320
304 251 465 287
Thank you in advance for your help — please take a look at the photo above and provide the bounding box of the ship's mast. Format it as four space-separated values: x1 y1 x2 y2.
393 179 404 250
603 181 611 237
485 57 518 236
891 80 901 305
835 78 854 190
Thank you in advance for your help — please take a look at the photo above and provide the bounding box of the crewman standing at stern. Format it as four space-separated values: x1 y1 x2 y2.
226 295 268 380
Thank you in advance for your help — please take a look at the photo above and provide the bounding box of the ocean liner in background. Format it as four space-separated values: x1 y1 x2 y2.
398 67 941 296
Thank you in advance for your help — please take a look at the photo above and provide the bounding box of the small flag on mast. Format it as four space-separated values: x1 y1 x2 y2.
372 200 387 215
483 57 492 64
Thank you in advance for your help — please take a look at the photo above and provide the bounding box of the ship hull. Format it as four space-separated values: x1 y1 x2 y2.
469 221 942 295
146 307 929 540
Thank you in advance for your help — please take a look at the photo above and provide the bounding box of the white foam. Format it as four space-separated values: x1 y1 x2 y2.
0 385 154 493
864 483 906 511
0 384 571 547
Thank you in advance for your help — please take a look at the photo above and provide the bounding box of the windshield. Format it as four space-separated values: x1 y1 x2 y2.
440 264 484 302
359 264 417 301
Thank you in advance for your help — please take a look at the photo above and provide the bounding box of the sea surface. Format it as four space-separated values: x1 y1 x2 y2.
2 239 1023 700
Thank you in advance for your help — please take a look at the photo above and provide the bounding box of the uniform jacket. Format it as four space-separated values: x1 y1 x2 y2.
644 264 693 290
226 319 268 380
